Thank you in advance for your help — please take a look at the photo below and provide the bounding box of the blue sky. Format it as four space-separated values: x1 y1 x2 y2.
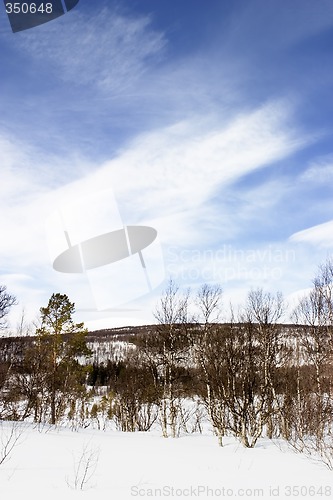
1 0 333 330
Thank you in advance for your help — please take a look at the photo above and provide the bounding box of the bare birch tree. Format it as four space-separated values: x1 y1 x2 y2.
142 280 190 438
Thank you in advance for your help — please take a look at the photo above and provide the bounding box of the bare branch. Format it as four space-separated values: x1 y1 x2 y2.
0 286 17 330
0 421 24 466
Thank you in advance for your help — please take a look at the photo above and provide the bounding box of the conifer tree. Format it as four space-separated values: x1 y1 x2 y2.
35 293 91 425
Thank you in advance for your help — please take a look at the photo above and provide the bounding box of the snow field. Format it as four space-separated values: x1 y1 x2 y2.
1 422 333 499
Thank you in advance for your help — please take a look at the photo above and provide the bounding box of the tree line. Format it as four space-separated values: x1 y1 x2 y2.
0 258 333 462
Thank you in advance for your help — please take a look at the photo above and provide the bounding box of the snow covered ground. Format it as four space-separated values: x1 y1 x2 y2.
0 422 332 500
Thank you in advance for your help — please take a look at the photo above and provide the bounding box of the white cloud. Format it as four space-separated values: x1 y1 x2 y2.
108 101 305 223
0 98 307 321
13 7 166 93
289 220 333 248
1 1 327 329
301 154 333 184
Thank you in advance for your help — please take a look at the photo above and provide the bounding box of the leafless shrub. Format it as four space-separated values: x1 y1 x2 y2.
0 421 24 466
113 394 158 432
66 443 100 491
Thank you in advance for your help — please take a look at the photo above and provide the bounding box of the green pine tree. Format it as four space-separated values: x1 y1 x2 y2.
35 293 91 425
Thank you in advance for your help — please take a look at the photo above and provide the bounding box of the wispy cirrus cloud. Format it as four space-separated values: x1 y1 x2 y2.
301 154 333 184
12 7 167 93
0 97 305 313
109 100 305 222
2 1 333 330
289 220 333 249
